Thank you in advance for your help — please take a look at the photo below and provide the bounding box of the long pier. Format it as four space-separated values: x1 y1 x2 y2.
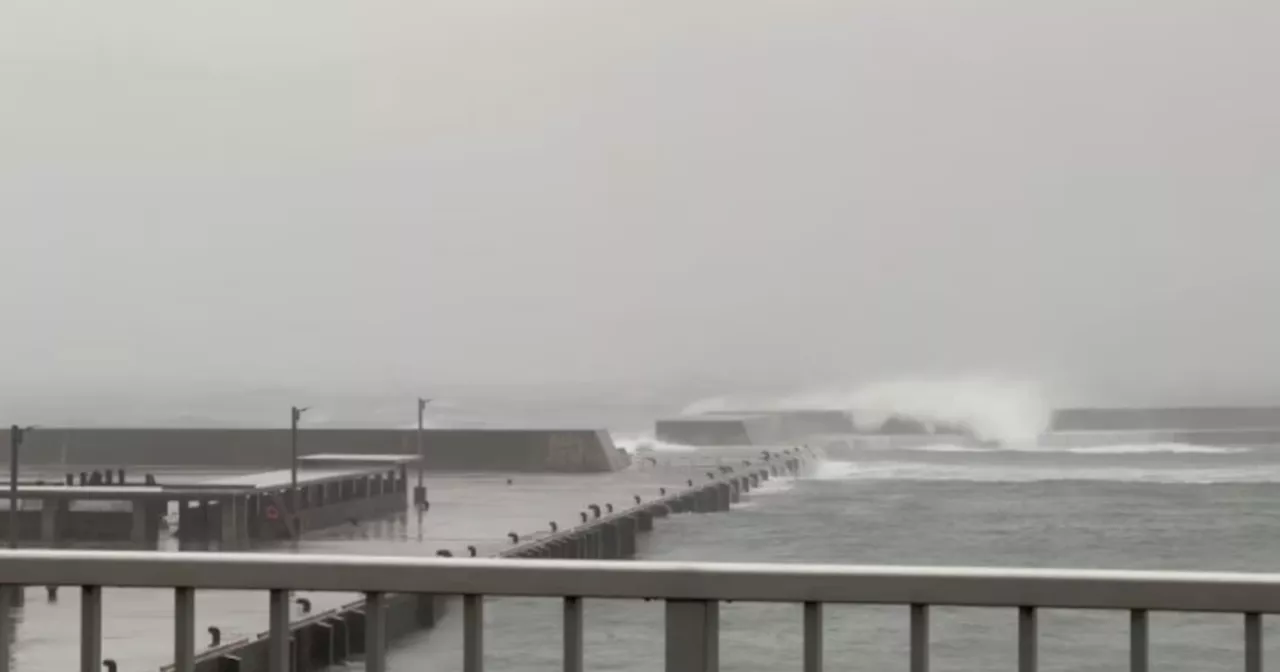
158 449 813 672
0 455 415 548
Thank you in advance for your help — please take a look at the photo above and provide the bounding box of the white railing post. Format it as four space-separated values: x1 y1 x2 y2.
80 585 102 672
803 601 822 672
665 599 718 672
365 591 387 672
564 597 584 672
1018 606 1037 672
1245 613 1262 672
464 594 484 672
910 604 928 672
174 587 195 672
0 585 12 672
1130 609 1148 672
268 589 290 672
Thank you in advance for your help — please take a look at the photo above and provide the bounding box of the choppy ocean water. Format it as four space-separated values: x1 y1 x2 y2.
10 434 1280 671
391 440 1280 672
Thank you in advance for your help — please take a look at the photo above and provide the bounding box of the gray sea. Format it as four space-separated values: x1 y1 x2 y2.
393 440 1280 672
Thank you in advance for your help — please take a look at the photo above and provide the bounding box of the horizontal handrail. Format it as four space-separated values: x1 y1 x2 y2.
1 549 1280 613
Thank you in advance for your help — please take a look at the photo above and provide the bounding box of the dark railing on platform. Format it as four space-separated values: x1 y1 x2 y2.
0 550 1276 672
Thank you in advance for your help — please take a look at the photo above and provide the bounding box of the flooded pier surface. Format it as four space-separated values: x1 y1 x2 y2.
3 447 801 671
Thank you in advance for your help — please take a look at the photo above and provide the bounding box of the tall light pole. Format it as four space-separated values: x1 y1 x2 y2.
290 406 309 539
8 424 34 608
415 398 431 542
415 398 430 506
9 425 35 551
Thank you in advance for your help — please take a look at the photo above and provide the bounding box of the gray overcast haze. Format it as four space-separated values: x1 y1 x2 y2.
2 0 1278 418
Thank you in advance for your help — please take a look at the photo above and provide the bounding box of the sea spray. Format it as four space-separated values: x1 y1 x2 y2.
610 432 698 453
825 376 1051 444
681 375 1053 445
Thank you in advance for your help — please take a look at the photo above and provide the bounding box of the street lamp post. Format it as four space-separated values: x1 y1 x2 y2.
9 424 34 607
290 406 309 539
414 398 430 508
415 398 431 543
8 425 34 551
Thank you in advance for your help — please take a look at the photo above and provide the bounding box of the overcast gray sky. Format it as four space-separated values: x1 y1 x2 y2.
2 0 1277 408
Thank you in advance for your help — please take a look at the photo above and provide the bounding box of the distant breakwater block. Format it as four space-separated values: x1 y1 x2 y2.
0 428 631 473
656 409 870 446
657 405 1280 448
656 408 1000 447
655 414 770 446
1050 406 1280 433
704 409 857 437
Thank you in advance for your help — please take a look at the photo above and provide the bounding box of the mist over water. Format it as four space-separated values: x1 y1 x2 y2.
5 1 1280 669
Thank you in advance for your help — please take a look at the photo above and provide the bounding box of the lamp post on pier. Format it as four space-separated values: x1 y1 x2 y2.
290 406 309 539
8 425 35 551
8 424 35 607
415 398 430 506
415 398 431 542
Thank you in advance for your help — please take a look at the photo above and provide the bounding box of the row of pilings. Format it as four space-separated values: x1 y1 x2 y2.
162 447 814 672
497 452 800 561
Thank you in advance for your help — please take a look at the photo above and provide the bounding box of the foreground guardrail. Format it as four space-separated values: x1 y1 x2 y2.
0 550 1276 672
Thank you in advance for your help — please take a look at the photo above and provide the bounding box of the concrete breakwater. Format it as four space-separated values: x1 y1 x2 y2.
159 450 812 672
2 428 631 474
657 405 1280 450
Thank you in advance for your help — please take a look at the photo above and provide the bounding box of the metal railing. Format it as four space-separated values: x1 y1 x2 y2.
0 549 1278 672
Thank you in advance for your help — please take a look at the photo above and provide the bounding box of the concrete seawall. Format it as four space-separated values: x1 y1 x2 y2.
661 406 1280 450
159 448 815 672
1050 406 1280 433
1 428 630 473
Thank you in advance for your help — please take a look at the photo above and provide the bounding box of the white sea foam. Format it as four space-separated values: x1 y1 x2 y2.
887 442 1252 455
900 444 999 453
812 460 1273 484
611 432 698 453
1061 443 1251 455
745 473 798 495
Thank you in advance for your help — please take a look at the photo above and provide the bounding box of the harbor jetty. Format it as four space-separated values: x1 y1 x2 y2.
0 455 414 547
155 448 815 672
656 405 1280 450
